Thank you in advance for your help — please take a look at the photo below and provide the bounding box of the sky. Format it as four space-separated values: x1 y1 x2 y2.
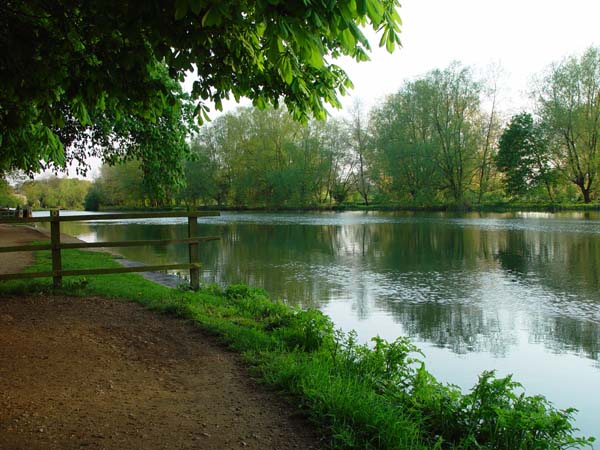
335 0 600 114
57 0 600 179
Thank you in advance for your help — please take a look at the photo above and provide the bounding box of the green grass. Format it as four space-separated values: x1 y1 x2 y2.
0 248 595 449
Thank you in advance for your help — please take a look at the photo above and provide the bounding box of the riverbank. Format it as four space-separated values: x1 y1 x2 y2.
90 201 600 214
0 228 594 449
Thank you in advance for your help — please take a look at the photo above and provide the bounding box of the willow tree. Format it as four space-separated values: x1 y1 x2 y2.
370 63 483 204
427 63 482 204
0 0 402 180
370 80 440 203
536 47 600 203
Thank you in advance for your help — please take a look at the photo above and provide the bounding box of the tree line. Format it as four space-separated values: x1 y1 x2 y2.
87 46 599 209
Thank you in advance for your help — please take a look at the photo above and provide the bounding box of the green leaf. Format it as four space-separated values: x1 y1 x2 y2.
67 31 85 52
366 0 384 25
385 31 395 53
175 0 188 19
340 28 356 50
356 0 367 16
73 99 91 126
280 57 293 85
189 0 204 15
202 7 222 27
308 44 324 68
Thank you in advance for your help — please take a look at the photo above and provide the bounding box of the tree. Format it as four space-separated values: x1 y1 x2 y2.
428 63 482 204
496 113 554 200
475 65 503 204
312 118 355 204
536 47 600 203
18 177 91 208
347 101 372 205
181 106 358 207
369 63 484 205
91 162 146 207
0 178 20 207
370 81 440 203
0 0 402 177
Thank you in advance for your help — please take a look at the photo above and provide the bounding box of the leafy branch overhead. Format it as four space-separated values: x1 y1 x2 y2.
0 0 402 176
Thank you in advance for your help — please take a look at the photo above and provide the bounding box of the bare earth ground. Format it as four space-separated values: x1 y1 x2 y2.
0 225 323 450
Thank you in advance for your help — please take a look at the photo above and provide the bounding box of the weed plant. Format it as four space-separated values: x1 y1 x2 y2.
0 248 595 449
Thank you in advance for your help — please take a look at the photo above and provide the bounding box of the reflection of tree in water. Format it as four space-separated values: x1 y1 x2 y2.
378 301 517 357
495 231 529 277
496 228 600 300
60 214 600 364
530 314 600 362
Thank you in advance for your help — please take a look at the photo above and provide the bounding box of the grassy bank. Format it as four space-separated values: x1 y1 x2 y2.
92 201 600 214
1 248 594 449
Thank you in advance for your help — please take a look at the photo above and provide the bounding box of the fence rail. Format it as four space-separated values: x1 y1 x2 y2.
0 210 220 290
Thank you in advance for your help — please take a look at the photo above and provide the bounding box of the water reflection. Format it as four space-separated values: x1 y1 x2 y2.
56 212 600 362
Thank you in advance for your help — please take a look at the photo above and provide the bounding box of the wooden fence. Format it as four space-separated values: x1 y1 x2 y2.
0 210 220 290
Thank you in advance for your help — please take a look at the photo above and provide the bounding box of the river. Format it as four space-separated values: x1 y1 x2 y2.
40 210 600 441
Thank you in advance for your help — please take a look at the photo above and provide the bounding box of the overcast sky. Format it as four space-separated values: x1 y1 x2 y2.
336 0 600 114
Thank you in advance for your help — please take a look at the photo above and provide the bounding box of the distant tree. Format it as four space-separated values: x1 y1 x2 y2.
0 178 19 207
427 63 482 204
180 141 222 206
347 101 372 205
92 162 145 207
370 81 440 203
18 177 91 209
84 188 101 212
535 46 600 203
321 119 357 204
370 63 484 205
475 65 503 204
496 113 554 200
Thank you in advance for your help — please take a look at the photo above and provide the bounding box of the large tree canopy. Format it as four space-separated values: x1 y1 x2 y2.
0 0 401 175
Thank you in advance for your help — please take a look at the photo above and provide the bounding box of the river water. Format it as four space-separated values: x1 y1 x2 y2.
43 210 600 441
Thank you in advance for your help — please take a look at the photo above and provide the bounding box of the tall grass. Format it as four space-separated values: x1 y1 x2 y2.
1 248 594 449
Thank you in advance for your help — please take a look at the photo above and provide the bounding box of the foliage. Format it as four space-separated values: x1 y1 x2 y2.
0 0 401 177
18 177 91 209
90 161 146 208
84 187 101 211
347 101 373 205
1 248 594 450
535 46 600 203
370 63 485 205
158 107 359 208
496 113 555 200
370 80 441 203
0 178 20 207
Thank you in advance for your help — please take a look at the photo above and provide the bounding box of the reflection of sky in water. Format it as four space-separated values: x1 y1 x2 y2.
47 210 600 442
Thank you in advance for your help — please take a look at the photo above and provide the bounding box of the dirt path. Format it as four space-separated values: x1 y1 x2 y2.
0 225 42 275
0 226 323 450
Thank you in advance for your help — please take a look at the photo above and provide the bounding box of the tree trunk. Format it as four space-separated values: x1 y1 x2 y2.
583 188 591 204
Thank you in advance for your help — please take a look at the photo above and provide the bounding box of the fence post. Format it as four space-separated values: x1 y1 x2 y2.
187 211 200 291
50 209 62 288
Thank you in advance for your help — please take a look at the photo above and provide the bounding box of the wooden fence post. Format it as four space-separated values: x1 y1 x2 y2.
50 209 62 288
188 212 200 291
